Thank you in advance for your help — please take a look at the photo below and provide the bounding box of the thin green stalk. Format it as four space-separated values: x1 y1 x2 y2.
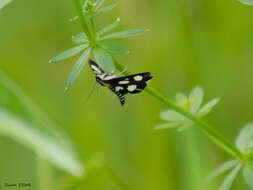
73 0 245 162
74 0 93 42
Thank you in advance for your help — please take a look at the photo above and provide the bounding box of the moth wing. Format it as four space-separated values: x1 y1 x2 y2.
89 59 105 75
105 72 153 94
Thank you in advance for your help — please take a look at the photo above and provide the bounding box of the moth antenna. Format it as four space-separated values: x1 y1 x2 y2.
83 80 97 105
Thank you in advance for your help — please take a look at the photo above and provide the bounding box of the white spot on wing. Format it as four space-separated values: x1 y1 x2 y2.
119 80 129 84
115 86 124 91
134 75 143 81
127 85 137 92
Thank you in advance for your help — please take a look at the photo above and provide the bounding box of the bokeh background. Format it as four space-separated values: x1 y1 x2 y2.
1 0 253 189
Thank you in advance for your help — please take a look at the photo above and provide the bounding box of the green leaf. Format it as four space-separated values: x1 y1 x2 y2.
69 15 78 22
0 0 12 12
97 17 120 37
175 92 188 107
0 72 84 177
96 3 117 14
243 161 253 189
207 159 239 181
99 41 129 54
198 98 220 117
154 123 181 130
160 110 187 122
189 86 204 114
236 0 253 5
177 121 193 132
72 32 88 44
219 163 242 190
49 44 89 63
95 0 106 10
99 29 149 41
93 46 115 72
65 48 91 91
235 123 253 153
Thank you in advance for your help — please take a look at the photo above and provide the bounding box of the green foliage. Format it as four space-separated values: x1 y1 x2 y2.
72 32 88 44
97 17 120 37
243 161 253 189
0 0 12 12
49 44 89 63
70 0 117 21
65 47 91 90
98 29 149 41
219 164 242 190
0 72 84 177
50 0 149 90
208 124 253 190
93 46 115 72
99 41 129 54
236 0 253 5
155 86 220 131
207 160 240 181
235 123 253 154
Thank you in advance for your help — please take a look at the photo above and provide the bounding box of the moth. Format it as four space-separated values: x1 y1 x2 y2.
89 59 153 106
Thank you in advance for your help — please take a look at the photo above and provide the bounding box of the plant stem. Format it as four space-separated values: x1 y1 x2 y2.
73 0 245 162
74 0 93 42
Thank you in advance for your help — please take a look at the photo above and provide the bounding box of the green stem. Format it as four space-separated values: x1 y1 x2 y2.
114 60 245 161
73 0 245 162
74 0 93 42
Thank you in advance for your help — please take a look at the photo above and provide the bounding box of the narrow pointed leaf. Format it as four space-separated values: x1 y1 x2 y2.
65 48 91 91
99 41 129 54
154 123 180 130
177 121 193 132
243 161 253 189
49 44 89 63
236 0 253 5
69 15 78 22
97 3 117 13
207 159 239 181
175 92 188 106
235 123 253 153
72 32 88 44
219 163 242 190
99 29 149 41
97 17 120 37
95 0 106 10
198 98 220 117
90 3 117 18
0 0 12 12
93 46 115 72
189 86 204 114
160 110 187 122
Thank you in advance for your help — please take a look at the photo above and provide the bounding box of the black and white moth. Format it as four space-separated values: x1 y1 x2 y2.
89 59 153 106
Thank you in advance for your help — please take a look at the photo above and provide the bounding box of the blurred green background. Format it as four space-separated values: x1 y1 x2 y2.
1 0 253 189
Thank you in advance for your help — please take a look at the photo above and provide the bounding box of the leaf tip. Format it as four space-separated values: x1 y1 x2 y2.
64 86 69 92
49 59 55 64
